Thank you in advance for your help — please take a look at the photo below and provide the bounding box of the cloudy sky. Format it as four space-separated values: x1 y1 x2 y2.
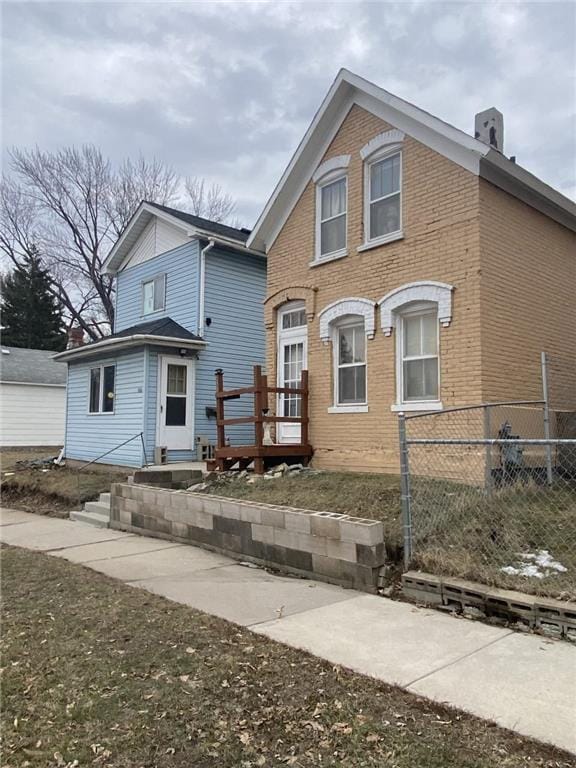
2 1 575 226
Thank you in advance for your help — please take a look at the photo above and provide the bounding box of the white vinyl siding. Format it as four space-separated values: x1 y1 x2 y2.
0 383 65 446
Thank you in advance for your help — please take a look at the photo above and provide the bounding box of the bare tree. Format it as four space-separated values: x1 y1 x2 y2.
1 146 238 340
184 177 236 223
107 154 180 238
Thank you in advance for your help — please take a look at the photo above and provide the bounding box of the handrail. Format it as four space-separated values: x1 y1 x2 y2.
77 432 147 471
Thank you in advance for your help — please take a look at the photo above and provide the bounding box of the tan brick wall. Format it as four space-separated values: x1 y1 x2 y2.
478 180 576 412
266 105 483 472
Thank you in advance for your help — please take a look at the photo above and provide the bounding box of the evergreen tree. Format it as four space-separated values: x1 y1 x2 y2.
1 249 67 351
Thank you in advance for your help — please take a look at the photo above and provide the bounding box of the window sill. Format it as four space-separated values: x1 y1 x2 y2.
328 404 369 414
357 231 404 253
309 249 348 268
141 309 166 318
391 401 443 413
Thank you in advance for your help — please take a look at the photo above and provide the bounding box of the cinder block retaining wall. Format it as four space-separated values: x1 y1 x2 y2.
110 484 386 592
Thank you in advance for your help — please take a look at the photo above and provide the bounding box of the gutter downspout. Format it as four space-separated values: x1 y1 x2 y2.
198 239 215 337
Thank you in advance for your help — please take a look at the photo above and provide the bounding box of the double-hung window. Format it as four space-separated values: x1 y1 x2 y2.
335 321 366 406
317 176 347 259
89 364 115 413
142 274 166 315
366 151 402 243
399 307 439 403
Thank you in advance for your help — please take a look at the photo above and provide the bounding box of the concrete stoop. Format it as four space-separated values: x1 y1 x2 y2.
70 493 111 528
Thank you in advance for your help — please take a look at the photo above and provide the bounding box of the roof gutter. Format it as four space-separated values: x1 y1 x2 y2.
53 333 207 363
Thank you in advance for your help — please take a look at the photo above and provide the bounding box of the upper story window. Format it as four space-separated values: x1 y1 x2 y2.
142 274 166 315
319 176 347 258
368 152 401 241
312 155 350 265
359 130 405 251
89 364 115 414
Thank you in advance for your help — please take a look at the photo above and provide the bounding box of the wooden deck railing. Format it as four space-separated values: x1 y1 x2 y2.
215 365 309 448
213 365 310 473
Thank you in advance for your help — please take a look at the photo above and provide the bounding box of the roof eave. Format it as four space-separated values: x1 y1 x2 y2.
480 150 576 233
53 334 207 363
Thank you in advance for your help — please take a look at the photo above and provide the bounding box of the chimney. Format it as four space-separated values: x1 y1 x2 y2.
474 107 504 153
67 326 84 349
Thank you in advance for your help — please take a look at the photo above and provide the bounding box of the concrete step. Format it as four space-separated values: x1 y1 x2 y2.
84 500 110 516
99 492 111 505
69 508 110 528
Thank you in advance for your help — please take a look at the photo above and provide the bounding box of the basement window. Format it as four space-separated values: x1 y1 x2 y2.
89 364 116 413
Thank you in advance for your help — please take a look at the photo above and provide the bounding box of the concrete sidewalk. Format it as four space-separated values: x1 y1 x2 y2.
2 508 575 754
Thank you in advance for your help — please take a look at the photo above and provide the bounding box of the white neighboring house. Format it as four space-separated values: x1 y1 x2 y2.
0 346 67 447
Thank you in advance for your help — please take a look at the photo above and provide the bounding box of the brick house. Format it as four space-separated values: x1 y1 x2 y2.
246 69 576 473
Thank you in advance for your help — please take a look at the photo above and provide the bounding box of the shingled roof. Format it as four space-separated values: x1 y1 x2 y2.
0 346 67 386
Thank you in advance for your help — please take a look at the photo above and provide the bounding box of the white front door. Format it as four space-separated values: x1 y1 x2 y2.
277 303 308 444
157 356 195 451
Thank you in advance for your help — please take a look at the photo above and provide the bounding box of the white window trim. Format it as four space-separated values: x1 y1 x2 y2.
318 297 376 343
314 170 348 265
332 317 368 410
87 363 116 415
378 281 454 336
278 300 308 334
142 273 166 316
362 145 403 248
394 303 442 411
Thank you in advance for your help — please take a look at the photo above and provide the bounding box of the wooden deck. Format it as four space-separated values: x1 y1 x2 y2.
209 365 313 474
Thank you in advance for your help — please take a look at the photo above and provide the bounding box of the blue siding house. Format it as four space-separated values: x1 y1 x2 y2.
55 202 266 467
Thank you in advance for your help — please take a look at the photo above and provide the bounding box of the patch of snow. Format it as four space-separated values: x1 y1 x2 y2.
500 549 567 579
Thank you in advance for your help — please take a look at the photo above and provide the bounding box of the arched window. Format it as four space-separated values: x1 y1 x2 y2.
318 298 375 412
360 130 405 250
313 155 351 264
378 281 453 410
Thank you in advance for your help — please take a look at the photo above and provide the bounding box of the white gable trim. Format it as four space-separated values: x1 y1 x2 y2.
312 154 351 183
247 68 576 253
319 297 376 343
378 281 454 336
360 129 405 160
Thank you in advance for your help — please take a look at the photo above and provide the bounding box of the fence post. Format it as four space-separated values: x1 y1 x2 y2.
398 413 413 569
300 369 309 446
541 352 553 485
484 405 492 496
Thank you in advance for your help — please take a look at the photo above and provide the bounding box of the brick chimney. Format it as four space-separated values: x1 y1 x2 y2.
474 107 504 153
67 326 84 349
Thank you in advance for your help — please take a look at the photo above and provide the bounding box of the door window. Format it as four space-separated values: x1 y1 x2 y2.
282 342 304 418
165 363 187 426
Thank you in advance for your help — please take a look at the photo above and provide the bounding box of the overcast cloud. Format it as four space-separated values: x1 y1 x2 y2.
2 0 575 226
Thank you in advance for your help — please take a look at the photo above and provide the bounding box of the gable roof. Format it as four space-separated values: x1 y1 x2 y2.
103 201 260 276
146 202 251 243
247 68 576 252
0 346 67 386
53 318 205 363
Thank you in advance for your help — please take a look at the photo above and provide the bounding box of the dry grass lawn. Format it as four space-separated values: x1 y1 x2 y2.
203 471 576 600
1 448 129 514
2 545 574 768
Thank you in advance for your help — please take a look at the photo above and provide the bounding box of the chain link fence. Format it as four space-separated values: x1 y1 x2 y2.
399 399 576 600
